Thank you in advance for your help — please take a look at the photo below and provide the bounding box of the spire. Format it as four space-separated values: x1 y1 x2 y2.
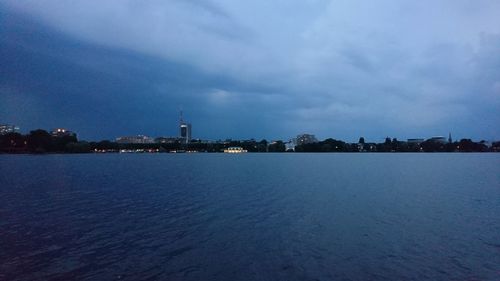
179 108 184 124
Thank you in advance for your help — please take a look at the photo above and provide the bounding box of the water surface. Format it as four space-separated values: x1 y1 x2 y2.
1 154 499 280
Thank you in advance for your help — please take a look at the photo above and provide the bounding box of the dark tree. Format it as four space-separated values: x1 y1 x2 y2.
377 137 393 152
66 141 91 153
27 129 52 153
421 140 445 152
391 138 399 151
257 139 268 152
268 141 286 152
457 139 487 152
53 135 78 152
0 133 26 151
240 140 258 152
295 138 347 152
92 140 119 151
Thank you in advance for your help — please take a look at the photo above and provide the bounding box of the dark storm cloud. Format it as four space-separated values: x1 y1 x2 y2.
0 5 283 140
1 0 499 141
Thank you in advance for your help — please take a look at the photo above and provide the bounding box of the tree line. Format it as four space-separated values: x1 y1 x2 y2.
294 137 495 153
1 130 498 153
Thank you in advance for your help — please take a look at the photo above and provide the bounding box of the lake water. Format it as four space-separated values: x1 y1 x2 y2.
1 153 499 280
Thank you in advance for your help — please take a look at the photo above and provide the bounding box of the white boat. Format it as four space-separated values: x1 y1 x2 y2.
223 147 248 153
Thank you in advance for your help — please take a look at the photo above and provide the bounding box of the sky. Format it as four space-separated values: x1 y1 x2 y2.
1 0 499 142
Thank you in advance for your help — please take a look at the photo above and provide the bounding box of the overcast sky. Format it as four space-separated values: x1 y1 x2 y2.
1 0 499 141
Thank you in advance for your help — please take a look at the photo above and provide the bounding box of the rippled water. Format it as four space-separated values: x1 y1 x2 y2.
1 153 499 280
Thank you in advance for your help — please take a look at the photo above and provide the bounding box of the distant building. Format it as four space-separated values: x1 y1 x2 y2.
155 137 181 144
116 135 154 144
285 138 297 151
479 140 492 148
407 138 424 144
357 143 365 152
428 136 447 143
51 128 77 138
296 134 318 146
0 124 20 135
179 111 192 144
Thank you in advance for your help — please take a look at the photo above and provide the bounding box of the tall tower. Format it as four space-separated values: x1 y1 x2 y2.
179 110 192 144
448 132 452 143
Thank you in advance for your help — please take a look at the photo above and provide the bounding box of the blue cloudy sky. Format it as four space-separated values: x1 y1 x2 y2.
1 0 499 141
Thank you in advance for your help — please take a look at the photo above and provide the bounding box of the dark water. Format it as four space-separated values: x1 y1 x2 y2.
1 154 499 281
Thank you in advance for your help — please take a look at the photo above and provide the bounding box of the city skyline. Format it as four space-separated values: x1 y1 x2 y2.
1 114 497 144
1 1 499 141
2 121 494 146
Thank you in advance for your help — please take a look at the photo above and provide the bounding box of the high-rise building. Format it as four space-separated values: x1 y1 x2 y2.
0 124 20 135
179 111 192 144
